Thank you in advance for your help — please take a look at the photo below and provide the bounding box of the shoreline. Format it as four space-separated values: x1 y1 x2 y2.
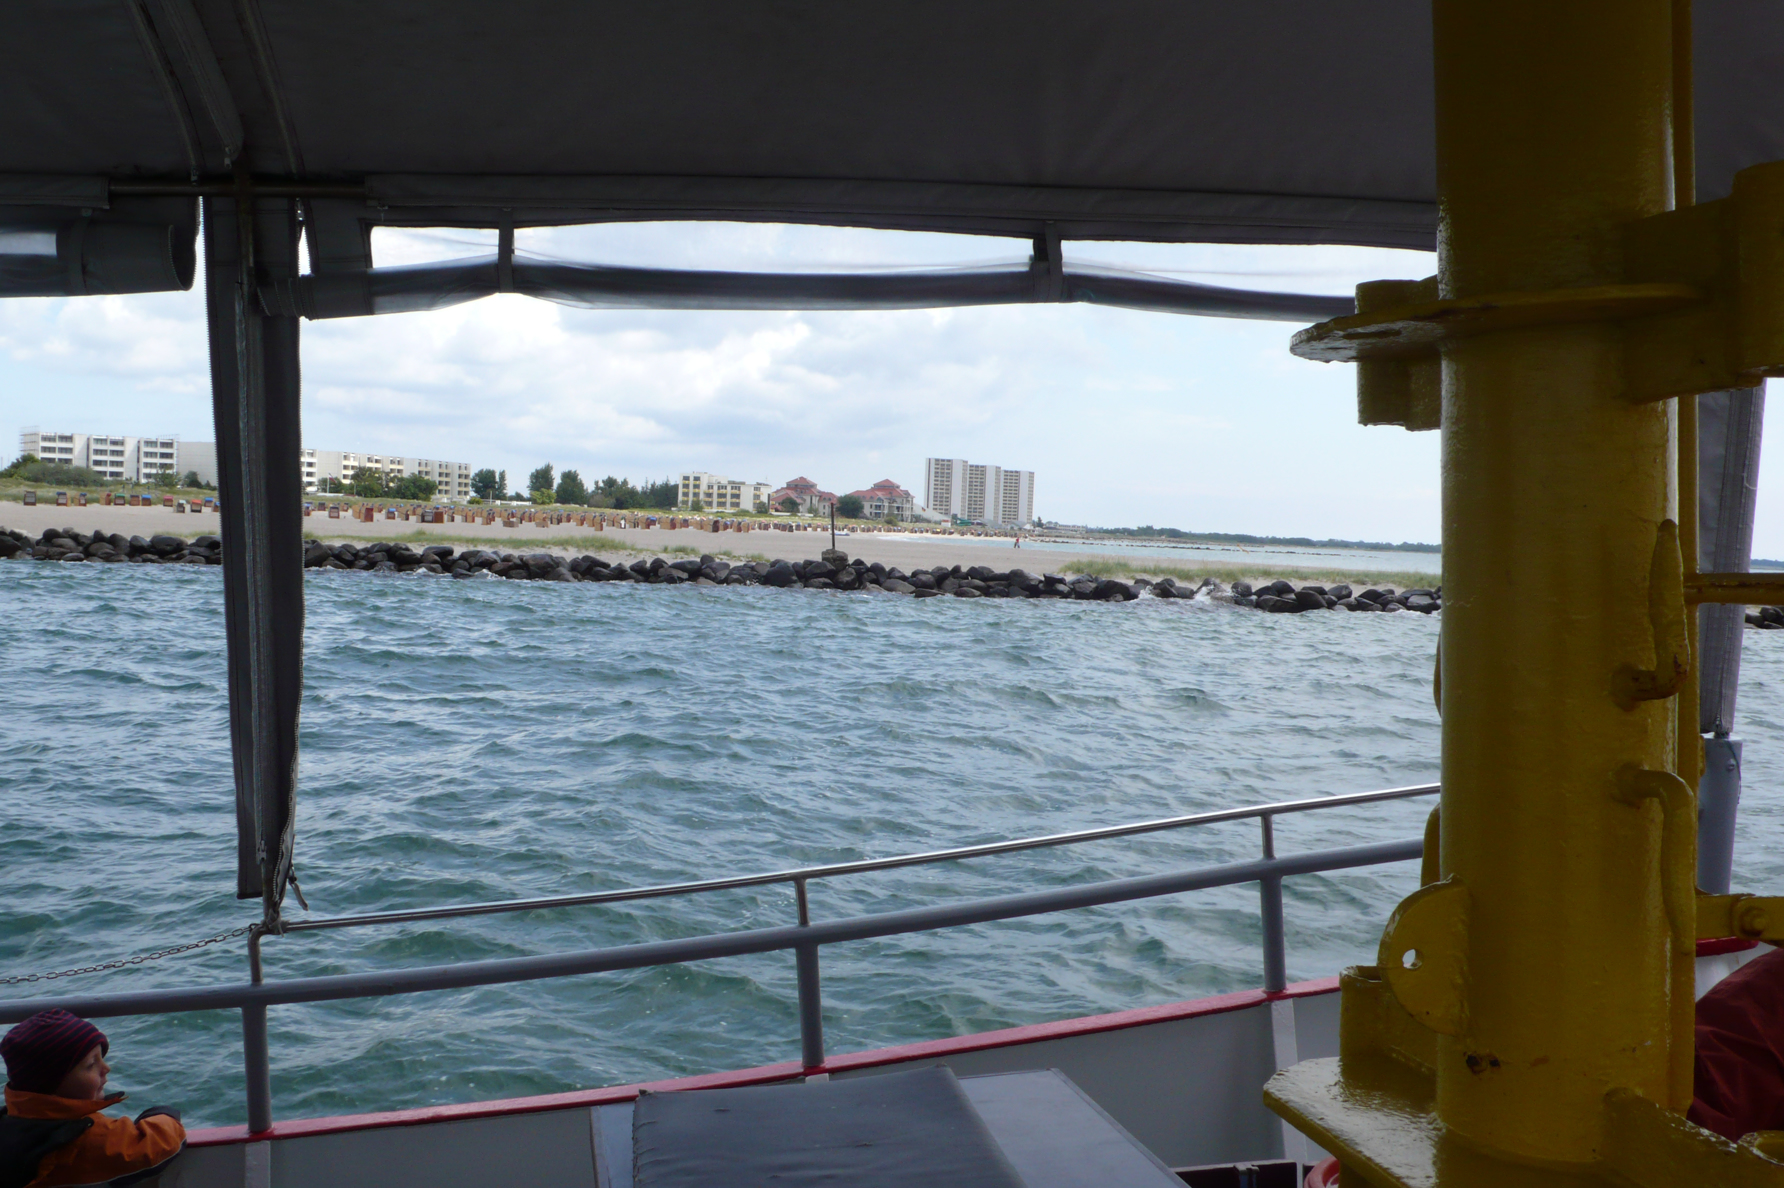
0 503 1442 588
4 518 1446 613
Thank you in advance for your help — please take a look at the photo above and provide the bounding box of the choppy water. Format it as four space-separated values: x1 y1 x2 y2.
1 561 1778 1129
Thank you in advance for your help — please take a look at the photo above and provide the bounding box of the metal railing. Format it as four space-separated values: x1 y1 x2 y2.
0 782 1438 1133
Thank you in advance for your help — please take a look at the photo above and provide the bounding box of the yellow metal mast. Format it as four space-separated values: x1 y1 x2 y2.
1267 1 1784 1182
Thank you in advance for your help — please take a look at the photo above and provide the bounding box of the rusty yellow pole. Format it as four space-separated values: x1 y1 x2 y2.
1435 0 1679 1165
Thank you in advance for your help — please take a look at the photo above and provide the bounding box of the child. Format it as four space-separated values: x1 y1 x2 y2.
1 1010 185 1188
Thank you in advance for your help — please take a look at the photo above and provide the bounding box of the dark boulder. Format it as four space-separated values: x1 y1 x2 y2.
952 586 982 598
1328 584 1353 600
762 563 800 587
149 534 185 556
882 578 916 594
1294 588 1327 610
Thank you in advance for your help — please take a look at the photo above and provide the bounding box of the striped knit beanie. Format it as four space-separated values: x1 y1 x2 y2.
1 1009 108 1095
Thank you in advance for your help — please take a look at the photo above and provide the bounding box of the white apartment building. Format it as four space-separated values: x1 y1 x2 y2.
678 471 773 512
19 429 208 484
301 449 474 500
923 457 1036 526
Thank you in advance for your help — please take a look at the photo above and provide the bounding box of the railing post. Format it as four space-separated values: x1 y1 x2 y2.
243 929 273 1133
1259 815 1287 993
1698 736 1744 894
793 878 825 1071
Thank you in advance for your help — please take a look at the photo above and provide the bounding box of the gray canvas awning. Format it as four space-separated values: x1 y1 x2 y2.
4 2 1783 245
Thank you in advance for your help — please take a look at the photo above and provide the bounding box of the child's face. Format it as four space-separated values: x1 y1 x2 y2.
53 1045 109 1100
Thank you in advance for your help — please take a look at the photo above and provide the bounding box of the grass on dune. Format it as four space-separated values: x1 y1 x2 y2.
302 529 766 561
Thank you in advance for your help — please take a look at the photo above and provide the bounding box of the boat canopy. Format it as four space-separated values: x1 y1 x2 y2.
4 2 1783 260
3 0 1781 921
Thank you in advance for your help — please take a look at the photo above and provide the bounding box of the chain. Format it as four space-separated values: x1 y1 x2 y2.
1 925 255 986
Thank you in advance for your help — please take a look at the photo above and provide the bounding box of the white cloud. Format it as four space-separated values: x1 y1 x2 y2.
0 230 1470 543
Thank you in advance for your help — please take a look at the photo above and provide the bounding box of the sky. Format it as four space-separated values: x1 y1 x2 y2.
2 221 1780 553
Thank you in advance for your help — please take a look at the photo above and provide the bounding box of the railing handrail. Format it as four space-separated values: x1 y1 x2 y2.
0 837 1422 1023
277 782 1441 935
0 781 1439 1132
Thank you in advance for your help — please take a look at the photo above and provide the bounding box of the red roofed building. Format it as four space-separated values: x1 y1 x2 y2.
770 476 836 514
848 479 916 521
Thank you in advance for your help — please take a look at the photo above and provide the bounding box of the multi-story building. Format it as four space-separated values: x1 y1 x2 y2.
847 479 917 521
924 457 1036 526
769 476 837 514
19 429 193 484
302 449 474 500
679 471 773 512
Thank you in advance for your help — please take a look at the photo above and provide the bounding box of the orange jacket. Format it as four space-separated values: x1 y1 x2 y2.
2 1085 184 1188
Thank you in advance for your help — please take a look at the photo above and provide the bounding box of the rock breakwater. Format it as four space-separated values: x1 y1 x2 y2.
0 526 222 564
1228 579 1442 614
0 525 1444 613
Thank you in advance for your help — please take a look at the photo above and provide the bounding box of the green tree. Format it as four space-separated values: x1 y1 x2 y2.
689 497 704 512
471 468 501 500
837 494 864 519
391 474 438 501
778 496 800 513
20 460 106 486
555 469 588 505
349 467 388 498
642 478 678 508
1 453 39 479
527 463 555 500
181 470 202 489
153 466 180 489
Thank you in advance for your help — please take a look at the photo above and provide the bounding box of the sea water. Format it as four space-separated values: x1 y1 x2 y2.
1 561 1779 1127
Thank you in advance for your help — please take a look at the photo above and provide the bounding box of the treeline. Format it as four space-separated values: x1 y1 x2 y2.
1 454 213 491
471 464 678 509
315 471 437 500
1091 524 1442 554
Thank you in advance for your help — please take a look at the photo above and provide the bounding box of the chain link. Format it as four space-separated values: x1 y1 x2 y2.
2 926 254 986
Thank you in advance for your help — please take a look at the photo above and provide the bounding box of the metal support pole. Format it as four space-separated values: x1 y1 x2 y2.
793 879 825 1071
1258 815 1287 994
1432 0 1678 1159
243 930 272 1133
1698 736 1744 894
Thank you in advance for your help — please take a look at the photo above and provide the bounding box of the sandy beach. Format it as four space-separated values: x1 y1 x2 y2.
0 501 1437 585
